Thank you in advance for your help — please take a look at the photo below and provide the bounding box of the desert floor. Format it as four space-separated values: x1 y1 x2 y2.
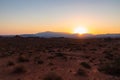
0 37 120 80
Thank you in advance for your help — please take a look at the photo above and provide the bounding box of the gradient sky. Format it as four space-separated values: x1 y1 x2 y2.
0 0 120 35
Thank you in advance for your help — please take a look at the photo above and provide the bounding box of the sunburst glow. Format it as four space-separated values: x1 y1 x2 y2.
73 27 88 34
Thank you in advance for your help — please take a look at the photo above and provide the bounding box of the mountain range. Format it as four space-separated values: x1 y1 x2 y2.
1 31 120 38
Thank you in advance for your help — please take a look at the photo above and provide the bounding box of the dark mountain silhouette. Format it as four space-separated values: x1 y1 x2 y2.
19 31 78 38
95 34 120 38
0 31 120 38
35 31 79 38
20 31 94 38
21 31 120 38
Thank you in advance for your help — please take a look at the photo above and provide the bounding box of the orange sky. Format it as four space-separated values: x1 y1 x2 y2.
0 0 120 35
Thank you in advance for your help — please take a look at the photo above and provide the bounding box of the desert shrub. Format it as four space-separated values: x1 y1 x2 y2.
7 61 15 66
17 56 29 63
55 52 67 60
48 62 54 66
90 48 97 51
0 52 12 58
104 53 113 60
98 57 120 77
36 59 44 64
76 68 87 76
34 57 44 64
12 66 26 74
80 62 91 69
47 56 54 59
43 72 63 80
48 50 55 53
104 51 114 60
55 52 64 57
89 58 96 63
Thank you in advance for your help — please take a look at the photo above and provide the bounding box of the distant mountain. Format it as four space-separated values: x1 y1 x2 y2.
20 31 80 38
21 32 120 38
1 31 120 38
95 34 120 38
35 31 79 38
21 34 38 37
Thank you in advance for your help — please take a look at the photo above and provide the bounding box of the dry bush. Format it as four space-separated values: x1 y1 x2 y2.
47 56 54 59
55 52 64 57
43 72 63 80
17 56 29 63
80 62 91 69
98 57 120 77
12 66 27 74
55 52 67 60
7 61 15 66
34 57 44 65
76 68 87 76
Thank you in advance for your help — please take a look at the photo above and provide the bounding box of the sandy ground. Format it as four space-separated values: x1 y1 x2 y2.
0 37 120 80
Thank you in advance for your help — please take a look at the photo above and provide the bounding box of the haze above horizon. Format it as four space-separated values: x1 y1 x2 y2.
0 0 120 35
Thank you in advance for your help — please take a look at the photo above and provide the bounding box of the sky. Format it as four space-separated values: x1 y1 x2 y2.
0 0 120 35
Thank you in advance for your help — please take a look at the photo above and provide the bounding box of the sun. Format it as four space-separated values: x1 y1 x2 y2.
73 27 88 34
